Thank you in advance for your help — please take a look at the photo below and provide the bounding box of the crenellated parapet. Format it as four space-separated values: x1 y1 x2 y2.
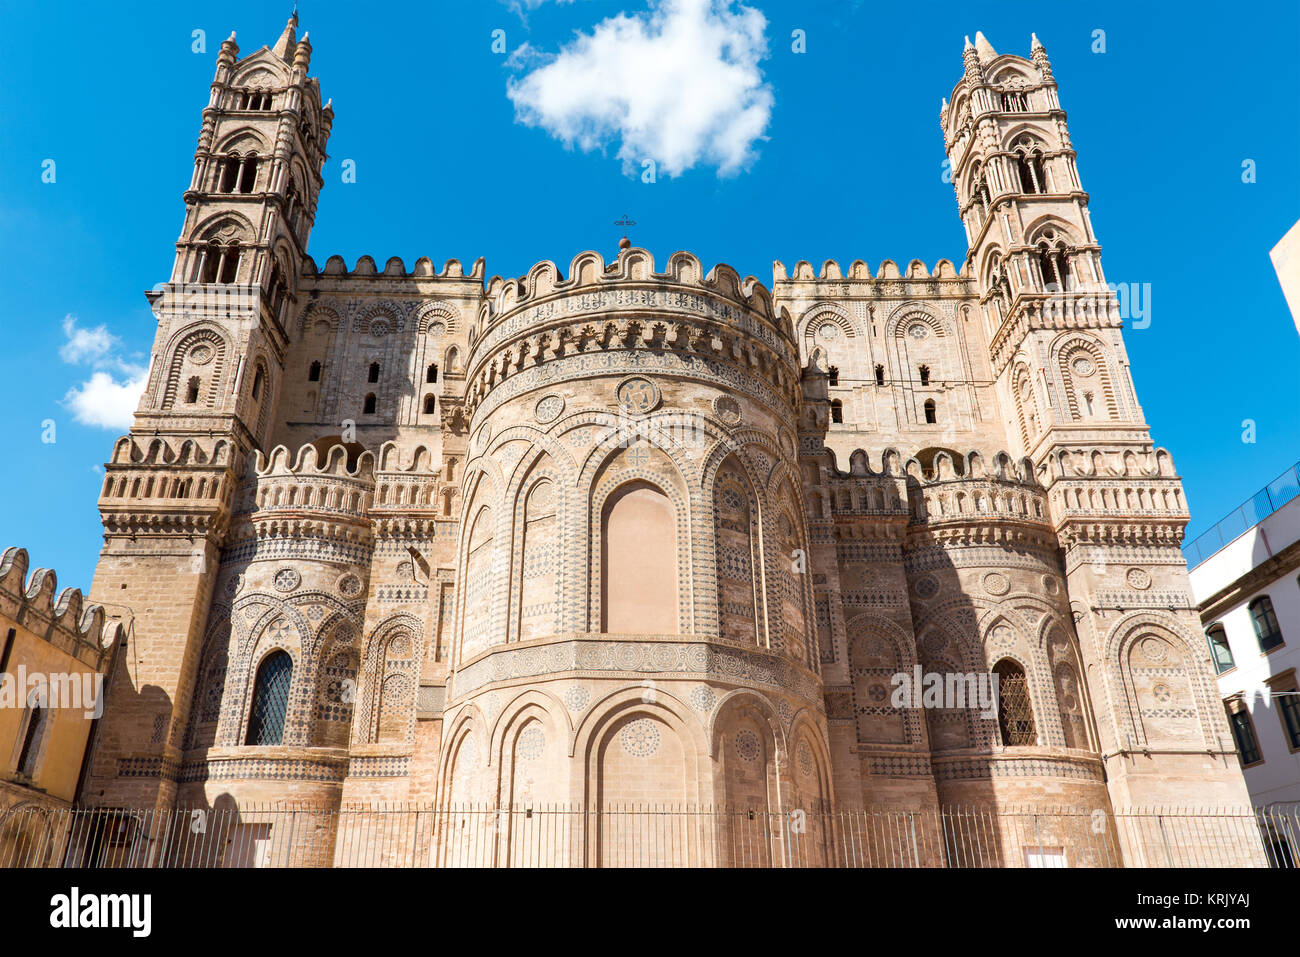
232 443 375 549
305 255 486 282
98 434 241 540
903 450 1053 547
369 441 451 540
0 547 121 670
1038 446 1188 547
804 448 911 542
463 246 801 420
774 257 967 283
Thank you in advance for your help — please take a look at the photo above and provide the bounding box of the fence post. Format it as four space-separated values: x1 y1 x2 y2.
1156 813 1173 868
908 812 919 868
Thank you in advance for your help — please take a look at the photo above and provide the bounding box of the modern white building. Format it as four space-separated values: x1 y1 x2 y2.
1270 218 1300 340
1187 462 1300 820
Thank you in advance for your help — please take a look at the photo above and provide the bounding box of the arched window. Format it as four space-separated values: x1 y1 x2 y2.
426 363 438 384
267 261 289 318
827 366 839 387
17 693 49 778
363 393 377 415
918 365 930 386
924 399 937 424
245 651 293 746
830 399 843 424
874 364 885 386
1037 234 1071 292
218 244 241 283
445 347 460 373
1206 625 1235 674
993 659 1036 745
1250 596 1284 652
197 241 241 284
968 162 989 223
1016 151 1046 194
423 394 436 414
217 153 241 193
251 367 264 401
308 360 321 382
239 153 258 194
368 362 380 383
185 376 201 404
601 481 677 634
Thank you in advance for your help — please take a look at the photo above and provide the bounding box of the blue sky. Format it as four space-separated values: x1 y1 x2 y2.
0 0 1297 591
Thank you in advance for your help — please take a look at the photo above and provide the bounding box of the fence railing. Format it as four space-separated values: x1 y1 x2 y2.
1183 460 1300 569
0 802 1294 868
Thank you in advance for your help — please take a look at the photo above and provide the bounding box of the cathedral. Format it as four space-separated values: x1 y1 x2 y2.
71 16 1255 864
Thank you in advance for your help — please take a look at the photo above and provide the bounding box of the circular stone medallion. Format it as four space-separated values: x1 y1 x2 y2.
534 394 564 424
713 394 742 426
734 729 760 762
616 376 660 416
273 568 301 593
982 572 1011 597
620 718 661 757
1126 568 1152 590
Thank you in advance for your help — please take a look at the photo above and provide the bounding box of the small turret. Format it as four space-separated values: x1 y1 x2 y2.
1030 33 1054 83
962 35 982 85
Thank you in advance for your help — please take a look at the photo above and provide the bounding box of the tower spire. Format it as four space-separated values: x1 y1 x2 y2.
272 10 299 61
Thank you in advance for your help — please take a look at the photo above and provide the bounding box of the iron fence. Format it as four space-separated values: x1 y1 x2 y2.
0 802 1294 868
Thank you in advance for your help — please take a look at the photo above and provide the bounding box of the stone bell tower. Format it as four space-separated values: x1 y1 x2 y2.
944 33 1251 810
82 14 333 811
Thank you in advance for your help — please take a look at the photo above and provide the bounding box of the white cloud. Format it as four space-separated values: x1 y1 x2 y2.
502 0 582 23
63 370 149 430
59 314 147 430
506 0 773 177
59 315 120 366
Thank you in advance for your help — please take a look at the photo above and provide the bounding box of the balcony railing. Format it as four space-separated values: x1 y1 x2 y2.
1183 460 1300 569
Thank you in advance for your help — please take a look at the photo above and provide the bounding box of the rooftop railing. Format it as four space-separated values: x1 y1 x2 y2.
1183 460 1300 570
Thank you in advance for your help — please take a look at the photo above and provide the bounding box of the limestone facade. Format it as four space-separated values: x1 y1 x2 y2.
0 549 118 864
77 18 1254 843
